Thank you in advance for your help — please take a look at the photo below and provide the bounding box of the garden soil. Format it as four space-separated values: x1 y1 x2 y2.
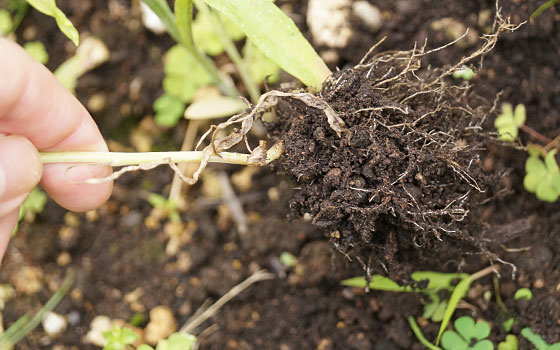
1 0 559 349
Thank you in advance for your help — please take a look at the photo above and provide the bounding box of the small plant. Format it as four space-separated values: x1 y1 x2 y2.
521 327 560 350
524 149 560 202
102 326 197 350
494 103 526 141
513 288 532 301
25 0 79 45
103 326 139 350
146 193 181 222
452 67 475 81
441 316 493 350
498 335 518 350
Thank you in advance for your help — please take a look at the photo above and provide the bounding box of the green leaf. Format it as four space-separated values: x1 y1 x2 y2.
154 94 186 127
103 326 139 350
548 344 560 350
437 276 473 344
513 288 532 301
162 44 213 103
411 271 467 291
184 95 246 120
279 252 297 267
473 340 494 350
23 41 49 64
142 0 181 43
26 0 79 45
174 0 195 50
0 9 13 35
498 335 518 350
156 333 197 350
521 327 550 350
243 40 280 84
441 330 469 350
494 103 526 141
503 318 515 332
454 316 477 341
201 0 330 89
340 275 412 292
524 150 560 202
452 67 475 81
192 10 244 56
16 187 47 234
431 300 448 322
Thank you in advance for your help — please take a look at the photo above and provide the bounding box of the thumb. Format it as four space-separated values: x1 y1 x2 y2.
0 135 42 218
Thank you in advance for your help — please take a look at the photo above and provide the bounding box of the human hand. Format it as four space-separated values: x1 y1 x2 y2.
0 38 113 263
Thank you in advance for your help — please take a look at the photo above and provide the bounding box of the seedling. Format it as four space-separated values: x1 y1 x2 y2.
23 41 49 64
102 325 197 350
498 335 518 350
494 103 526 142
103 326 139 350
530 0 560 22
146 193 180 222
441 316 493 350
452 67 475 81
521 327 560 350
524 149 560 202
25 0 79 45
513 288 532 301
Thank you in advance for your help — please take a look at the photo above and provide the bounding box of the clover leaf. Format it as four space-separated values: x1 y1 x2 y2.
441 316 494 350
524 149 560 202
494 103 526 141
497 335 518 350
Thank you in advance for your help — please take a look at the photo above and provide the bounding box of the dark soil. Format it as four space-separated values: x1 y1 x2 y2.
1 0 559 349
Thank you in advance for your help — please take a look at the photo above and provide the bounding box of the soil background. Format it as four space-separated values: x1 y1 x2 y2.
1 0 559 349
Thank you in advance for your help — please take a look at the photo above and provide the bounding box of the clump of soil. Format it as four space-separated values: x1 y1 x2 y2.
267 44 507 276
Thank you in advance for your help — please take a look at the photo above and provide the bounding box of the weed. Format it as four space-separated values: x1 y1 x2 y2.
498 335 518 350
494 103 526 142
521 328 560 350
25 0 79 45
524 149 560 202
441 316 493 350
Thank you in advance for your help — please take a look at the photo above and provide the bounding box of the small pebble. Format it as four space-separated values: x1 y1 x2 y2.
42 312 67 336
86 315 113 346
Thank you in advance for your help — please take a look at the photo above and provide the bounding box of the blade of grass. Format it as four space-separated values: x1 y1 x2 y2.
201 0 331 90
0 270 74 347
530 0 560 22
341 275 413 292
408 316 442 350
175 0 195 51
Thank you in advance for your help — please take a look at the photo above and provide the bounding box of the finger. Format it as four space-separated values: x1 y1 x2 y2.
0 135 42 217
0 38 112 211
0 210 19 265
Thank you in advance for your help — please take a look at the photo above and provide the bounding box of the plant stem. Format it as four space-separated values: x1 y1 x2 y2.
520 125 552 145
40 151 260 167
470 265 498 281
194 0 260 103
408 317 442 350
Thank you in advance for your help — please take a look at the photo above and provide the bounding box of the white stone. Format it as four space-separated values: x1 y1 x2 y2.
85 315 113 347
42 312 67 336
352 1 383 32
307 0 353 48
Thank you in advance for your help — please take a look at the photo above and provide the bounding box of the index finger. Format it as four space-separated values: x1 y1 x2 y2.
0 38 112 212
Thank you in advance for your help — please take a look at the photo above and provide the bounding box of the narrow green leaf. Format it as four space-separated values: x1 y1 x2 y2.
201 0 331 89
408 317 443 350
26 0 79 45
411 271 467 291
174 0 195 50
341 275 412 292
437 276 473 344
142 0 181 43
521 327 550 350
530 0 560 22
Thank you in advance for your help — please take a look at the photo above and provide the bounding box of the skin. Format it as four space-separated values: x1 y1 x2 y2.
0 38 113 264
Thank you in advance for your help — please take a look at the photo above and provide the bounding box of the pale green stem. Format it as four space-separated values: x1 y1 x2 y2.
194 0 260 103
40 151 256 167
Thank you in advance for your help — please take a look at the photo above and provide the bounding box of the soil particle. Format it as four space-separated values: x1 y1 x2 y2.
268 46 504 276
